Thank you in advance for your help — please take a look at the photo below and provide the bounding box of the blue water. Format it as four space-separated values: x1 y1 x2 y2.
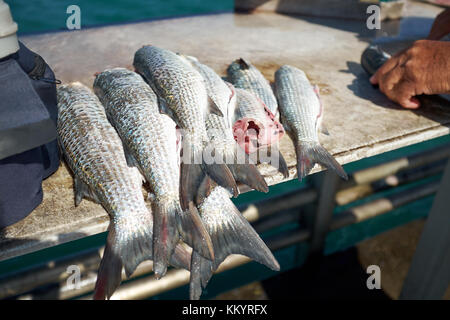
6 0 234 34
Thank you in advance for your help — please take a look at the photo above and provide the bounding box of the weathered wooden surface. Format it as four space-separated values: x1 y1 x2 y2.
1 4 449 261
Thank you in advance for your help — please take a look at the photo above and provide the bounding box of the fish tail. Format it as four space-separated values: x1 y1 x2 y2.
257 144 289 178
227 144 269 193
93 217 153 300
190 189 280 300
180 161 205 211
170 242 193 271
180 141 238 209
202 151 239 199
189 250 214 300
176 202 214 261
152 199 181 278
295 141 347 181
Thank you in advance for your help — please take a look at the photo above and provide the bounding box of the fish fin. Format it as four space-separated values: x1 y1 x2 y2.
93 214 153 300
122 146 138 168
237 58 251 70
177 202 214 261
170 242 192 271
180 161 206 211
190 188 280 299
257 144 289 178
189 250 214 300
93 231 122 300
195 175 214 206
157 96 172 117
320 124 330 136
202 161 239 198
74 177 86 206
207 96 224 117
152 88 178 122
180 145 237 205
227 144 269 193
74 176 100 206
119 142 147 184
295 141 347 181
152 199 181 278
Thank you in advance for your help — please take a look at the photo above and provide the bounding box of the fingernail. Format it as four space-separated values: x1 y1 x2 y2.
403 98 420 109
369 75 376 84
410 97 420 108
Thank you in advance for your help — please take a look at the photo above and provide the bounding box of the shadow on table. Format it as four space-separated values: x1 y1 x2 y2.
342 58 450 126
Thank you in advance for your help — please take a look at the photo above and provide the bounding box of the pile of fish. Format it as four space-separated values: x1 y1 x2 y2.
56 45 347 300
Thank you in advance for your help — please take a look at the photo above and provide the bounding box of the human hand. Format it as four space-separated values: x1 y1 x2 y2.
370 40 450 109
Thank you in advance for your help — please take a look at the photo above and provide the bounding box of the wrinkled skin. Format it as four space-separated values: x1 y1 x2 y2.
370 40 450 109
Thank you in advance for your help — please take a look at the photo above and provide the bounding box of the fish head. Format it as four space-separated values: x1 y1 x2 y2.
233 117 264 154
232 96 285 154
232 118 283 154
258 97 285 145
227 58 251 80
93 68 135 99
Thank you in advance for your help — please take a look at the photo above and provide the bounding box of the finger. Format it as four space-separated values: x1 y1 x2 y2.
406 97 421 109
371 55 400 85
399 97 421 109
378 65 404 95
391 47 408 59
389 80 420 109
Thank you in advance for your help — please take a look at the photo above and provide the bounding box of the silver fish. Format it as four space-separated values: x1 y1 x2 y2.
93 68 213 277
56 82 190 299
226 58 279 117
180 56 269 193
233 87 289 177
179 55 233 125
133 45 238 211
189 185 280 300
274 65 348 180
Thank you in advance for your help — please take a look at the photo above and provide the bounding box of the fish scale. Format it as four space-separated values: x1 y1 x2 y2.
180 55 233 123
57 83 146 215
94 69 179 199
231 87 288 178
134 47 207 151
93 68 213 277
57 82 155 300
180 55 269 193
189 186 280 300
234 87 272 122
275 67 318 142
206 113 236 150
275 65 348 181
226 58 279 116
134 45 238 212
